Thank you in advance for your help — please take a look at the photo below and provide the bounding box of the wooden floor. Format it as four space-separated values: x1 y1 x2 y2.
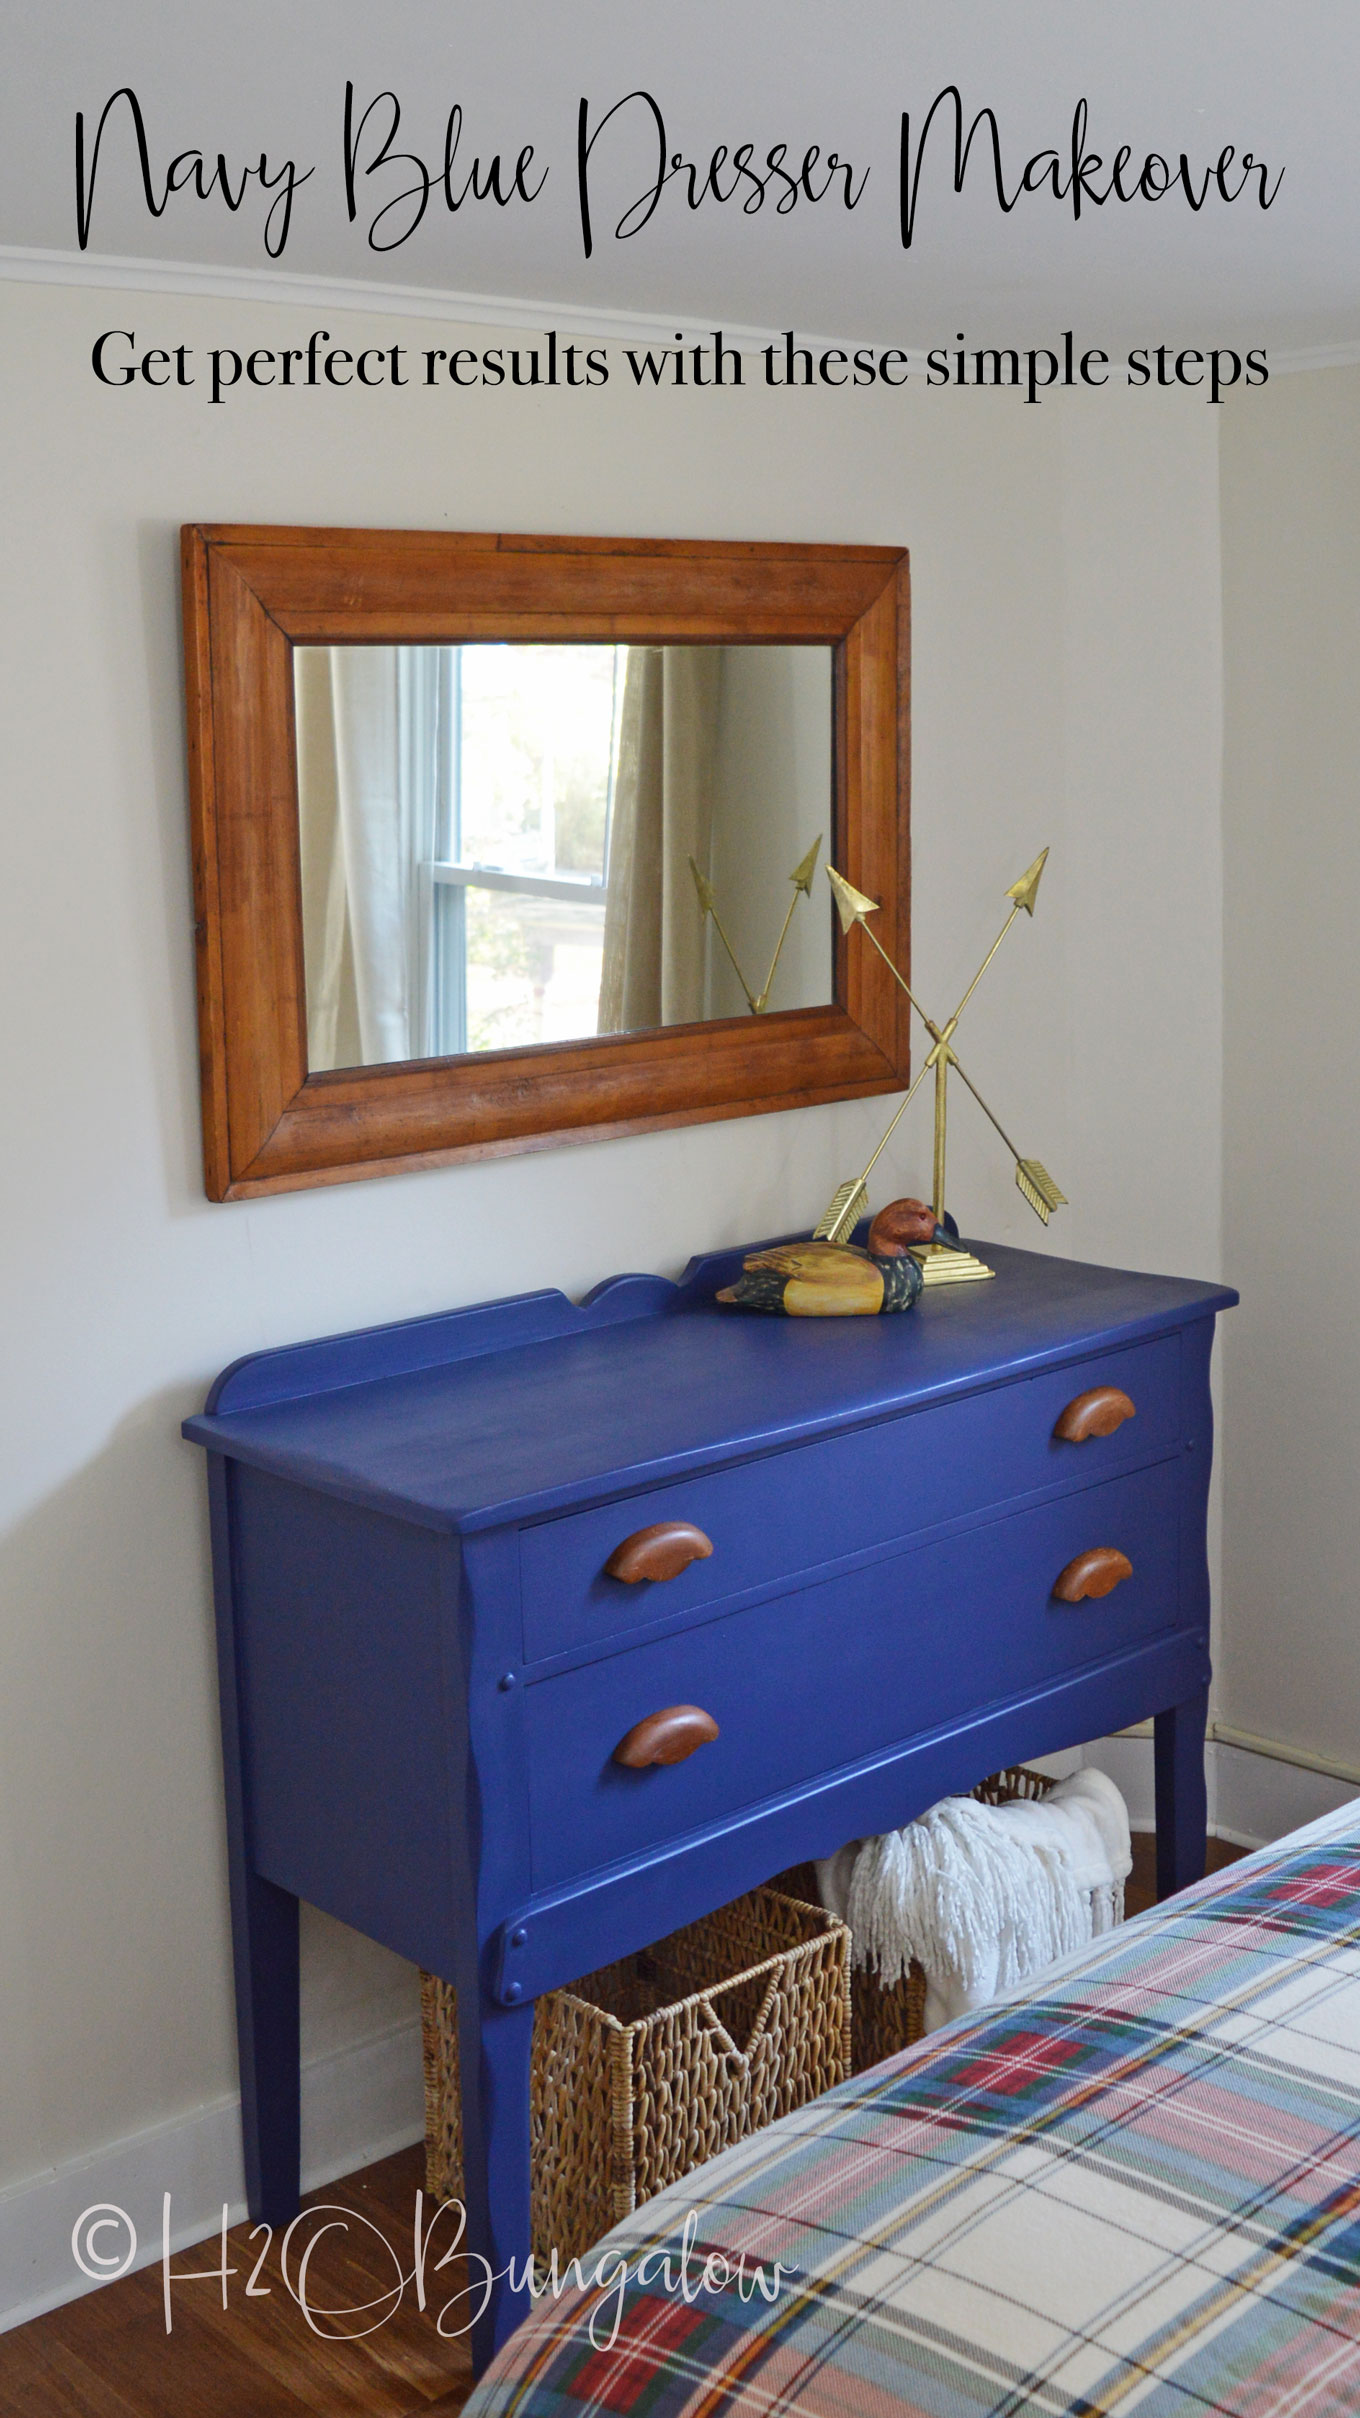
0 2148 472 2418
1126 1828 1243 1916
0 1835 1245 2418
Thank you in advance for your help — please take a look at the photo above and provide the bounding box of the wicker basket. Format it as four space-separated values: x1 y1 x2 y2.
776 1765 1119 2073
421 1885 851 2268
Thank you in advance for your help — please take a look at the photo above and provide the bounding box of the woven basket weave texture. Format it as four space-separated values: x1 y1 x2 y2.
422 1885 851 2268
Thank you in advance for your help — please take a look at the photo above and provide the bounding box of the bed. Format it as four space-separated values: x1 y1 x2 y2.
467 1804 1360 2416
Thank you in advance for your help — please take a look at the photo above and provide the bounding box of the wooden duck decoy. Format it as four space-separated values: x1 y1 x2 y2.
716 1198 968 1317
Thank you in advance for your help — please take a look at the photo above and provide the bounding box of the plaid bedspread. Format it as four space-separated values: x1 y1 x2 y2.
469 1803 1360 2416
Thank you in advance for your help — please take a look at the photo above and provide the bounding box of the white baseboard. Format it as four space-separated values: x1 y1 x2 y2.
1033 1728 1360 1852
0 2016 423 2336
1211 1740 1360 1848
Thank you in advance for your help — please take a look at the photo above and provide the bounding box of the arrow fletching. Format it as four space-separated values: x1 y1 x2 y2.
815 1177 868 1244
1015 1159 1067 1223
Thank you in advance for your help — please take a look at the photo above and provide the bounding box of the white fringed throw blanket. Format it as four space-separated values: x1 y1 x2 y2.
819 1769 1131 2031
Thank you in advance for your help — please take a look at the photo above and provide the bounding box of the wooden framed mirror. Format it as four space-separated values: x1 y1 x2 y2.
182 525 911 1198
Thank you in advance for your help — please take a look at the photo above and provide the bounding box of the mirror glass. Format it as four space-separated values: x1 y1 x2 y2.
294 642 834 1070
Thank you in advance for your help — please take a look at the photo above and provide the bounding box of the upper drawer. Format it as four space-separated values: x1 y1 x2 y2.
525 1454 1187 1891
518 1331 1182 1664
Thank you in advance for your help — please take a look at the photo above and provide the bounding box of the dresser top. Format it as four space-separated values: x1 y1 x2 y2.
183 1239 1234 1532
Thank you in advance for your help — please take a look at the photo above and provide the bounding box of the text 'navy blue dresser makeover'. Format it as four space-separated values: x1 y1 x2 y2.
184 1235 1236 2368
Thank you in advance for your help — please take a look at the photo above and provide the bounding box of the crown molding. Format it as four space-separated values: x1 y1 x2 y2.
3 243 1355 379
0 242 803 350
1263 337 1360 374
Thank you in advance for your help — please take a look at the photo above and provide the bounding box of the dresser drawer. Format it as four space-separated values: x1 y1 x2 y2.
526 1456 1186 1887
518 1333 1182 1664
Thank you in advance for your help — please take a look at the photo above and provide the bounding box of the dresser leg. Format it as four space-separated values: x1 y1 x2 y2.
206 1455 301 2225
1154 1688 1209 1900
231 1870 301 2223
458 1995 536 2378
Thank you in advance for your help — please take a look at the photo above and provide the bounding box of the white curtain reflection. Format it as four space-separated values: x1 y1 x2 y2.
296 649 440 1068
598 647 724 1033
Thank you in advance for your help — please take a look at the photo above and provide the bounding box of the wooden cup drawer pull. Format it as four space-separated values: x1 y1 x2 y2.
604 1521 714 1583
1053 1547 1134 1602
614 1705 721 1768
1053 1386 1137 1443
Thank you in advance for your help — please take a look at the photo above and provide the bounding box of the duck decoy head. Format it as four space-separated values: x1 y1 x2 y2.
866 1197 968 1258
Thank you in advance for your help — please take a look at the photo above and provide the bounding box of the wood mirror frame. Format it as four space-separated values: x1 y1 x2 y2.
182 525 911 1199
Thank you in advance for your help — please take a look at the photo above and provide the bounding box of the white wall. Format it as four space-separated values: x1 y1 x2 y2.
707 645 833 1020
0 276 1223 2311
1219 366 1360 1771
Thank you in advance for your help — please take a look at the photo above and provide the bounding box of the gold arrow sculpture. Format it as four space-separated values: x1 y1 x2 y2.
689 835 822 1015
815 849 1066 1280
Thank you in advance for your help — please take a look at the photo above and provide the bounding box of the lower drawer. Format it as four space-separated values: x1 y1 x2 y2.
526 1457 1186 1888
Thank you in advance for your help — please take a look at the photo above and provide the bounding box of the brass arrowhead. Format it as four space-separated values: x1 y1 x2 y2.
825 865 880 933
688 856 717 916
1005 848 1049 917
790 834 822 896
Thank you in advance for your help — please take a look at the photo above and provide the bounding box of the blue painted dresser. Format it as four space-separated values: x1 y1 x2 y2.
184 1234 1235 2367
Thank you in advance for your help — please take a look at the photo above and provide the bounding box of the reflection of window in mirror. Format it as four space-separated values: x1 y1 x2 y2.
295 642 833 1073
